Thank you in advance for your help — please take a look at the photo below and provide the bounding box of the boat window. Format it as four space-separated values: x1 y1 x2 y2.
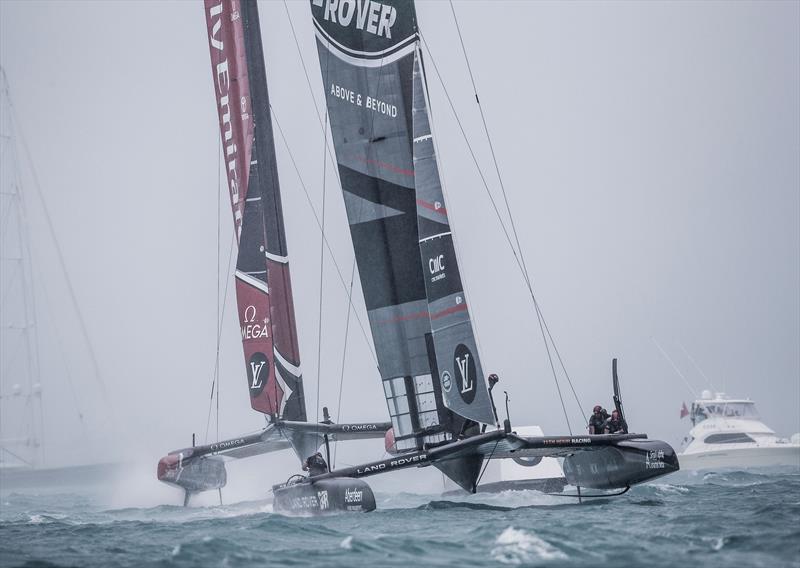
417 410 439 428
383 377 406 398
389 396 409 415
395 413 412 434
416 392 437 412
704 433 756 444
414 374 434 393
694 402 759 421
385 377 415 439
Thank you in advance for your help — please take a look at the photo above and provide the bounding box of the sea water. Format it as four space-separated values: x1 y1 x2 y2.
1 469 798 567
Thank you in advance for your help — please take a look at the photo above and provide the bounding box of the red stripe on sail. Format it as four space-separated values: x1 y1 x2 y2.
431 303 468 320
416 198 447 216
352 155 415 177
378 302 468 324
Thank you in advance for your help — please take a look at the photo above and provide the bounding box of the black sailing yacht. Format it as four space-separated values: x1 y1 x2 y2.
157 0 678 513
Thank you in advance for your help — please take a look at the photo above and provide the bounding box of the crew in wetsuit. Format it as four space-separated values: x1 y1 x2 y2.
605 410 628 434
303 452 328 477
588 405 608 434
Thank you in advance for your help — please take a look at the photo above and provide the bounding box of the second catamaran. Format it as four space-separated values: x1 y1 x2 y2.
157 0 389 508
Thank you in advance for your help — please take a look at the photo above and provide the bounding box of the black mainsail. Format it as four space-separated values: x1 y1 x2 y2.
310 0 494 457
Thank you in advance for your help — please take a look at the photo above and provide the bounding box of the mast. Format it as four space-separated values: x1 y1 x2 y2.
0 69 44 468
309 0 494 457
204 0 306 421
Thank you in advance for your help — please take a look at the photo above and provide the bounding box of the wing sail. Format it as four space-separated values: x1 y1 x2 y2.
310 0 493 452
411 46 494 425
205 0 305 420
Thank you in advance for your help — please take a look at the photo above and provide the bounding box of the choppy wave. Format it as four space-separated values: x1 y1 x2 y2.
490 526 568 565
1 469 798 567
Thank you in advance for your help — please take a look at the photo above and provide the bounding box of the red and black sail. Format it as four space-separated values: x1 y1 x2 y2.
205 0 305 420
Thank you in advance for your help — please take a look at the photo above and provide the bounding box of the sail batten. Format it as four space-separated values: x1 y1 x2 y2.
205 0 305 421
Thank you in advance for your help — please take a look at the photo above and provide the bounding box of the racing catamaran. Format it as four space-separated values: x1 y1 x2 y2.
158 0 679 513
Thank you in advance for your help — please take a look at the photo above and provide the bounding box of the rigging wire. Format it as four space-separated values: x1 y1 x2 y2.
270 109 378 368
204 233 236 443
29 256 88 433
279 0 382 372
313 38 336 434
216 123 222 443
2 68 116 445
1 112 48 461
205 131 223 443
283 3 386 438
475 438 500 488
332 260 357 468
678 342 715 390
652 337 698 398
421 16 585 431
281 0 341 184
447 3 586 424
418 44 492 390
449 4 587 423
315 107 329 428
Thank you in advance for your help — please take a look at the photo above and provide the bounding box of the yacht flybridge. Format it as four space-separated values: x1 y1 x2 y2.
679 391 800 471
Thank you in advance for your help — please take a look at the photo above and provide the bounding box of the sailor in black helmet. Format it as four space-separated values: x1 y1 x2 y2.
588 405 608 434
303 452 328 477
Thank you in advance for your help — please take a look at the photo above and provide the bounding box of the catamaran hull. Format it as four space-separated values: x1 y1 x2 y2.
157 455 226 494
562 439 679 489
273 478 376 514
678 445 800 471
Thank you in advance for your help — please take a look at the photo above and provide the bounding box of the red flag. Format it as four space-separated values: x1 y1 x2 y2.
680 402 689 419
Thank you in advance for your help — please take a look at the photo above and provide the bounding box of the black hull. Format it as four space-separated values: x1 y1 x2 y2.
563 439 679 489
273 477 375 514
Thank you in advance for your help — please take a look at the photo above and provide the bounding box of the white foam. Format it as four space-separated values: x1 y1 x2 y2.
27 513 66 524
653 483 689 494
340 535 353 550
491 526 567 565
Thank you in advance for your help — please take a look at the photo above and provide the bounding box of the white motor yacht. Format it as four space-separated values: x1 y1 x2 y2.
679 391 800 470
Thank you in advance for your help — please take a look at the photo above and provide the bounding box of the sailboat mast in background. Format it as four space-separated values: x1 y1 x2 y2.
0 68 44 470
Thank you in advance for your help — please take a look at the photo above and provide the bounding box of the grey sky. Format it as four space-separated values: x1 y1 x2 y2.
1 0 798 493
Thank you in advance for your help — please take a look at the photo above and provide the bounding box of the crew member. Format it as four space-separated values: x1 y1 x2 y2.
605 410 628 434
588 405 608 434
303 452 328 477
